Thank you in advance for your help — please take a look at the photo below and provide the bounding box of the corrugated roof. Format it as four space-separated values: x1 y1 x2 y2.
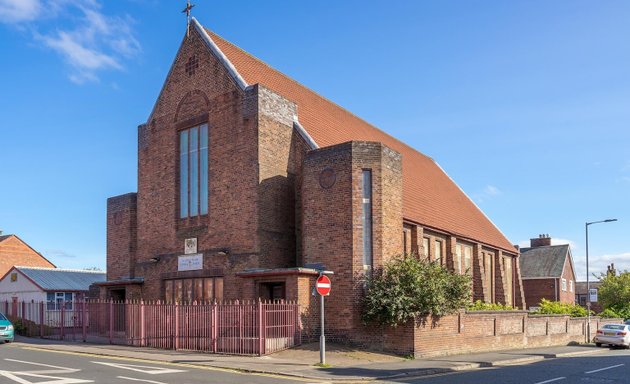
16 267 106 291
519 245 570 278
201 25 516 253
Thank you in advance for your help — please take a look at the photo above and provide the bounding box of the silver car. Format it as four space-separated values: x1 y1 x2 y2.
594 324 630 348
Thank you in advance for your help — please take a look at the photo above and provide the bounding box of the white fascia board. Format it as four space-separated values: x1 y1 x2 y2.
293 120 318 150
192 17 248 91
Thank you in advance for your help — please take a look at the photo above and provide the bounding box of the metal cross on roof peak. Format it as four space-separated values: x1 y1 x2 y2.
182 1 196 37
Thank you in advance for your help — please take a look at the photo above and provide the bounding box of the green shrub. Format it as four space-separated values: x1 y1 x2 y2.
597 271 630 310
467 300 514 311
598 308 621 319
533 298 588 317
598 304 630 320
361 255 471 327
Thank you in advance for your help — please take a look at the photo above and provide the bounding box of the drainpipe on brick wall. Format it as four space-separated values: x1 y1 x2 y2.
554 279 558 301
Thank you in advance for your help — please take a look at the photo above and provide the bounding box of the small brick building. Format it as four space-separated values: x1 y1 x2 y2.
0 234 55 278
519 234 577 309
100 18 525 345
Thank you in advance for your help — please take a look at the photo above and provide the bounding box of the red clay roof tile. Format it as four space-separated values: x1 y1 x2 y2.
205 28 516 253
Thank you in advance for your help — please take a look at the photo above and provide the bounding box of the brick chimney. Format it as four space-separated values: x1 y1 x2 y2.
530 234 551 247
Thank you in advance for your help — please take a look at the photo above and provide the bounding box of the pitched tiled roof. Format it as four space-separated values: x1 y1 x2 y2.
199 23 515 253
519 245 570 278
0 235 11 243
15 267 106 291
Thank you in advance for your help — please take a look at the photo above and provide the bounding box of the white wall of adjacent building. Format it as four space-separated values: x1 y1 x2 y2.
0 269 46 303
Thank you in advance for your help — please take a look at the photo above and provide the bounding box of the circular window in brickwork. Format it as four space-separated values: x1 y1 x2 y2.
319 167 336 189
185 55 199 76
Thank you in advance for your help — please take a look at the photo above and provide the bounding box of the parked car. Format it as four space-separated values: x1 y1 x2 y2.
0 313 14 343
594 323 630 348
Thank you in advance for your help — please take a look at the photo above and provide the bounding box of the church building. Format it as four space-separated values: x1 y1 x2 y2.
101 17 525 344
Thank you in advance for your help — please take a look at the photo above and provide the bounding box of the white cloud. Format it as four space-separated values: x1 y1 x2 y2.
475 184 502 203
43 249 77 259
0 0 41 23
573 252 630 281
484 185 501 196
0 0 140 83
41 30 121 70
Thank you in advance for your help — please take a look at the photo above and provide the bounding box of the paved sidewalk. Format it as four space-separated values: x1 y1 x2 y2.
11 336 607 382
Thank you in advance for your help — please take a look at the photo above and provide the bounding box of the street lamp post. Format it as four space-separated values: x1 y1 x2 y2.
585 218 617 343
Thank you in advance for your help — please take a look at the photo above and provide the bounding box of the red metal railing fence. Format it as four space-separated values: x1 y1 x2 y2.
2 299 301 356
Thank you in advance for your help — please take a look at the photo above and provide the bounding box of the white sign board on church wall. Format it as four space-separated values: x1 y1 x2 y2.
178 254 203 271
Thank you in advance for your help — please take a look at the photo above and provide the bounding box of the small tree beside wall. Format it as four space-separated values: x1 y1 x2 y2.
361 255 472 327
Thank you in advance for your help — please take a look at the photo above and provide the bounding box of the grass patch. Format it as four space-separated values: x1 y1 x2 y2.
314 363 332 368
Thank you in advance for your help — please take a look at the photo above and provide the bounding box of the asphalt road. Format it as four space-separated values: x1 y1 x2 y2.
382 347 630 384
0 343 311 384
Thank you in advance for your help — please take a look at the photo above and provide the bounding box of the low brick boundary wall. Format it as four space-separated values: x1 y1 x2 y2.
413 311 622 358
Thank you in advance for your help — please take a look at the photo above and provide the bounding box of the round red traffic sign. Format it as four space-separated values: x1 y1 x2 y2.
316 275 331 296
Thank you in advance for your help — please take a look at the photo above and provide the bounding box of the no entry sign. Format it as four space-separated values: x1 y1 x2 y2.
316 275 331 296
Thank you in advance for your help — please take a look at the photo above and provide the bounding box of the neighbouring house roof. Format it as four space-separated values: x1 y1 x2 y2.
519 245 572 278
192 19 516 253
9 267 106 291
0 234 56 268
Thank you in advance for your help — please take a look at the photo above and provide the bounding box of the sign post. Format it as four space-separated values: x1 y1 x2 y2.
316 274 331 365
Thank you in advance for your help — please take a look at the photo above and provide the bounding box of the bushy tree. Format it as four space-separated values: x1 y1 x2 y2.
533 298 588 317
598 271 630 318
361 255 471 327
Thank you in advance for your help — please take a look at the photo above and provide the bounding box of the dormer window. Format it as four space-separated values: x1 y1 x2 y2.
180 124 208 218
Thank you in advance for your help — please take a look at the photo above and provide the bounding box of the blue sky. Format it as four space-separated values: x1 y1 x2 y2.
0 1 628 280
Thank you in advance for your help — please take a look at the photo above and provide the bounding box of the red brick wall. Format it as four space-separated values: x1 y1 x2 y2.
106 193 137 281
118 27 315 302
412 312 621 358
522 255 575 308
523 278 557 309
301 141 403 342
0 236 54 277
558 256 576 304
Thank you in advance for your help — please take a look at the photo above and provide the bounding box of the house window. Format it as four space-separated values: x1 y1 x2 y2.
456 243 473 274
422 237 430 259
483 251 494 302
362 169 373 267
463 245 472 272
164 277 223 304
46 292 74 310
180 124 208 218
455 244 462 273
403 230 408 255
403 227 416 255
503 256 513 306
569 280 573 292
562 278 567 291
434 240 442 265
